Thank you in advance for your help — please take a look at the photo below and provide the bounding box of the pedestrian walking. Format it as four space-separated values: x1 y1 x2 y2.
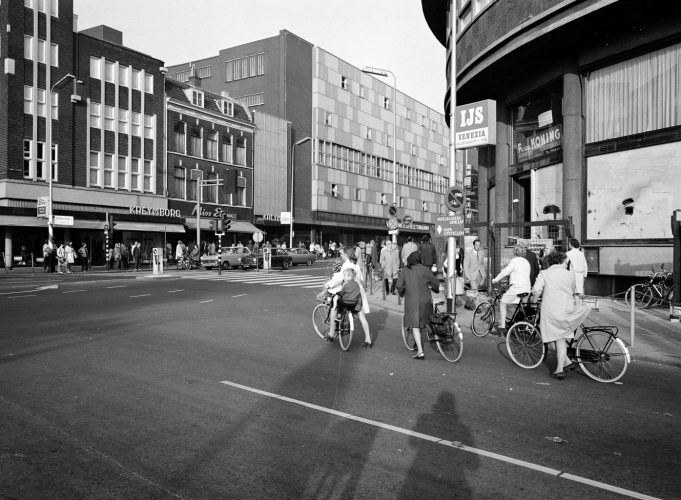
113 243 121 270
532 251 590 380
396 251 440 360
78 242 89 272
566 238 588 300
56 243 66 274
401 236 419 266
463 239 487 303
65 241 75 273
521 241 541 287
133 241 141 271
120 242 130 270
418 235 438 271
42 239 51 272
379 240 400 295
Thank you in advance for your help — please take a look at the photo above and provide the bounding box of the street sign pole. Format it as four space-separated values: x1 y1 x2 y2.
217 233 223 276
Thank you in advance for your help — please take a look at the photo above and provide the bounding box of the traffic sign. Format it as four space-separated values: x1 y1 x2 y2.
403 215 412 227
386 217 398 230
253 232 264 243
446 187 465 212
434 214 464 237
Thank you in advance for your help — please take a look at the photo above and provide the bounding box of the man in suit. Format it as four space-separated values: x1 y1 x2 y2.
463 239 487 302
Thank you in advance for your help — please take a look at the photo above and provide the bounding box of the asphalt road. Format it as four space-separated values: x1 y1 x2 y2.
1 266 679 499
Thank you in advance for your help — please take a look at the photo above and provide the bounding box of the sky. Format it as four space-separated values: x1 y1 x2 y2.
72 0 447 112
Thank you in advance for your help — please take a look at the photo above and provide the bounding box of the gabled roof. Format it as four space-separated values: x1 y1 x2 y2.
164 77 253 124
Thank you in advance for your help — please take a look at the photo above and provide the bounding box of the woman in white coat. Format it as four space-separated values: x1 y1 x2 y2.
532 251 590 380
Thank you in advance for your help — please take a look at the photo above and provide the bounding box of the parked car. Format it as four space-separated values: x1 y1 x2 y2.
286 248 317 266
200 246 252 270
241 248 293 270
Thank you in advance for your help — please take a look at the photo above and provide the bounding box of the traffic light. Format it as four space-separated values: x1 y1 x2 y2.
223 214 231 231
108 214 116 233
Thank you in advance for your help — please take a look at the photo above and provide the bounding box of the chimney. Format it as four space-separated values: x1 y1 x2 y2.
188 64 201 87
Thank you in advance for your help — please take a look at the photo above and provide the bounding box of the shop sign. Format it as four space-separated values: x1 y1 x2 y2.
37 197 48 218
455 99 496 149
516 124 562 162
280 211 291 225
130 206 182 217
262 213 281 221
190 205 235 220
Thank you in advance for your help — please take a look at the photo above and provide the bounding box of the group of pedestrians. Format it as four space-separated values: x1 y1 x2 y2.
110 241 142 271
41 240 90 274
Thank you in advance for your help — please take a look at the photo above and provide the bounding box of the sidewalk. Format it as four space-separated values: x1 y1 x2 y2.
365 287 681 368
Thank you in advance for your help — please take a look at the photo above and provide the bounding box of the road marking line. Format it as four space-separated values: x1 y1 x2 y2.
0 290 38 295
232 294 247 298
130 294 150 298
63 290 86 294
219 380 661 500
107 285 126 289
200 299 214 303
8 294 36 299
167 289 184 293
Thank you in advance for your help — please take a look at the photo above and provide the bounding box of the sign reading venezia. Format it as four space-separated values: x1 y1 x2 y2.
454 99 496 149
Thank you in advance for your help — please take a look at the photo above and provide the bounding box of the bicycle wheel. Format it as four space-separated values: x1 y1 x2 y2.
401 314 416 351
312 303 331 340
642 286 659 308
436 318 463 362
471 301 494 337
575 331 629 383
338 312 354 351
506 321 545 369
624 284 652 308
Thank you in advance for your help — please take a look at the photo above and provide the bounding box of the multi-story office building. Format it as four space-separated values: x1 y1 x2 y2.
423 0 681 293
0 0 177 267
168 30 452 247
165 69 257 248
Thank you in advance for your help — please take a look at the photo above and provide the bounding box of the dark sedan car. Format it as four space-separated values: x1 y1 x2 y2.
241 248 293 270
286 248 317 266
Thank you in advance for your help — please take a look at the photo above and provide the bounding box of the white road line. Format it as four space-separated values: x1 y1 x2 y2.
130 294 150 298
232 294 247 298
106 285 126 289
200 299 214 303
219 380 661 500
167 289 184 293
63 290 87 294
8 294 36 299
0 290 38 295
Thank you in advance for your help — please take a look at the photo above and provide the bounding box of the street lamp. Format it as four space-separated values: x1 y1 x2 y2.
362 67 397 243
290 136 311 249
46 73 80 252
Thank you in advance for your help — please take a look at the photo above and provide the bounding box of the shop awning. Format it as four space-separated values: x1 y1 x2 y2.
184 219 263 234
114 221 186 233
0 216 104 229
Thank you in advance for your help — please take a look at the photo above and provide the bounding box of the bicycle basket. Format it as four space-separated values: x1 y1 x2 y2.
429 313 450 336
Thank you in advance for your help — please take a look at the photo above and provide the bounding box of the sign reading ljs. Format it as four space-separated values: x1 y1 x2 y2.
455 99 496 149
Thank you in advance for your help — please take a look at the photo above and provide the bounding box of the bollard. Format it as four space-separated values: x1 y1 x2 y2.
629 286 636 348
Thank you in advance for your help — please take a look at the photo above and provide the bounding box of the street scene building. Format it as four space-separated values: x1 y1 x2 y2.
168 30 453 247
422 0 681 294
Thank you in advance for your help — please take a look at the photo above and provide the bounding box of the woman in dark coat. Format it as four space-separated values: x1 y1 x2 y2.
396 251 440 359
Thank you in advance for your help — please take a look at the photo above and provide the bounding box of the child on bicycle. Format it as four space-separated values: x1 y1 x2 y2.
324 268 362 341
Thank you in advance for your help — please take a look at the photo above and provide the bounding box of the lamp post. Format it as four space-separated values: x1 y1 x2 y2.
46 73 79 253
290 136 311 250
362 67 397 243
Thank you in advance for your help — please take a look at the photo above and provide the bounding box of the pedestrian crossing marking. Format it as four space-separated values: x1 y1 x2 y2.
183 273 325 290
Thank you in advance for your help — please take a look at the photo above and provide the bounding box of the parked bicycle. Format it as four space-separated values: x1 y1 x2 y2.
471 285 538 337
176 256 197 270
312 296 354 350
401 297 463 362
625 264 673 309
506 309 630 383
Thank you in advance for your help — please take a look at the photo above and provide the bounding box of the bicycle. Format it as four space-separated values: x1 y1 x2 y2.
312 297 355 351
624 264 673 309
506 315 630 383
471 286 537 337
401 297 463 362
176 256 197 270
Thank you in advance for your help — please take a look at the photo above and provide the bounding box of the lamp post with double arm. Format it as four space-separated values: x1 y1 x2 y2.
362 66 397 243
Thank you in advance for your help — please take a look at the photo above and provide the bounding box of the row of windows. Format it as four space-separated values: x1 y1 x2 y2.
23 140 57 181
170 167 248 206
89 57 154 93
332 184 433 212
89 102 154 139
235 93 264 107
457 0 497 32
225 53 264 82
88 152 154 192
171 65 212 82
24 0 58 17
24 86 58 119
338 75 443 134
317 140 449 193
171 122 247 166
188 89 235 116
24 35 58 66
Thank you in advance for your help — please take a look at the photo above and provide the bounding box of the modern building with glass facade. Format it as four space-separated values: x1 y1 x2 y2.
168 30 452 247
423 0 681 293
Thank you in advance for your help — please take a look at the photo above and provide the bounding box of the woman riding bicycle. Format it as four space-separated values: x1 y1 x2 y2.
532 251 591 380
396 251 440 360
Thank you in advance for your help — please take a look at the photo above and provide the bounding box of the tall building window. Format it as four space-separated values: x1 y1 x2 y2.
172 166 185 198
205 172 218 203
207 131 218 160
118 65 128 86
235 137 246 165
90 57 101 79
341 76 349 90
118 109 128 133
89 152 100 186
90 102 101 128
23 140 32 178
144 114 154 139
131 112 141 136
24 35 32 60
191 90 204 107
189 127 202 157
105 61 115 83
222 134 233 163
144 74 153 94
23 86 33 114
143 160 153 192
131 69 141 90
103 154 114 187
225 52 264 82
35 88 46 117
173 121 186 153
131 158 141 190
117 156 128 189
104 106 115 131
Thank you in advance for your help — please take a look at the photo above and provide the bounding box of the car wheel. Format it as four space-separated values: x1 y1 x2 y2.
222 261 232 270
282 261 290 270
306 258 312 266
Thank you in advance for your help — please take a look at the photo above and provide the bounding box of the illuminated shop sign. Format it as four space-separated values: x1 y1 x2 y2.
129 206 182 217
455 99 497 148
516 124 562 162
